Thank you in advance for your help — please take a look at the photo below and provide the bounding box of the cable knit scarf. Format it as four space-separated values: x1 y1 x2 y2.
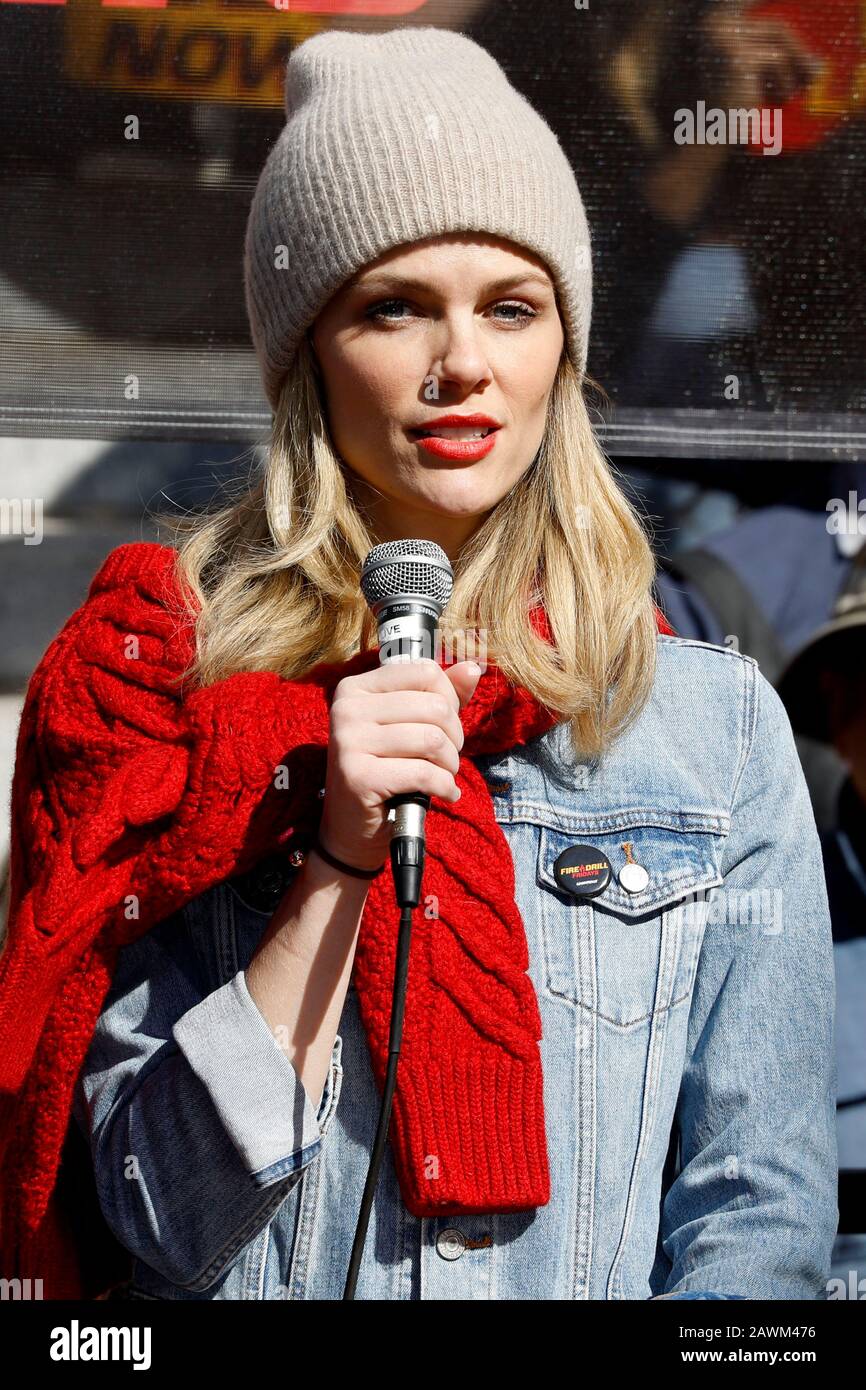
0 541 674 1298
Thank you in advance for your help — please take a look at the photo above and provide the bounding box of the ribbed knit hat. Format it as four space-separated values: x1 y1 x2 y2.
243 26 593 413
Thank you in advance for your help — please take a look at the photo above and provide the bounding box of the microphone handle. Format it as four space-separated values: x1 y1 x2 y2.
377 607 440 907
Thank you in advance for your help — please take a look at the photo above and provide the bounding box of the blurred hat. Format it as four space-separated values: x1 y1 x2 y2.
776 539 866 745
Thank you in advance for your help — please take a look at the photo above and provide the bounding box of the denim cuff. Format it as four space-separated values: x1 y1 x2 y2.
172 968 326 1179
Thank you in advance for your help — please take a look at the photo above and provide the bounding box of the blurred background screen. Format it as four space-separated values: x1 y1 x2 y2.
1 0 864 447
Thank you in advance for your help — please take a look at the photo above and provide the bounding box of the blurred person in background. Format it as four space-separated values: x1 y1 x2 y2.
777 546 866 1292
594 0 861 413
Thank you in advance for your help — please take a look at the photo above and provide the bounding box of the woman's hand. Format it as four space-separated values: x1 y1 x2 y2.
317 657 483 871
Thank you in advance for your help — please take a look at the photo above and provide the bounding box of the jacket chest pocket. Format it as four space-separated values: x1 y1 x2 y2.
535 822 725 1030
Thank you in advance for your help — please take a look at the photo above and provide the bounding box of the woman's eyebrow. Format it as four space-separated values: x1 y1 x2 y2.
352 272 553 295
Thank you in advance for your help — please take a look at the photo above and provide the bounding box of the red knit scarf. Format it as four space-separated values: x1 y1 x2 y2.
0 541 674 1297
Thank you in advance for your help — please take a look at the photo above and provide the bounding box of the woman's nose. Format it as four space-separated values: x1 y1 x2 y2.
429 318 495 390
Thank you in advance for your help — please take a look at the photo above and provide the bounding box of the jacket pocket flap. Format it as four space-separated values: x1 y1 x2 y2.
537 822 725 918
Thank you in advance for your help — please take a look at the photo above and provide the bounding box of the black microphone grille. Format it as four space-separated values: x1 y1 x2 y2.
360 539 453 609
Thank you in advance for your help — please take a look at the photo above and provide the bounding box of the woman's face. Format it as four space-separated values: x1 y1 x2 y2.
310 232 565 563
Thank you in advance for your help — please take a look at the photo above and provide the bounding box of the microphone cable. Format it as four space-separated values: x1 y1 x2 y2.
342 795 428 1300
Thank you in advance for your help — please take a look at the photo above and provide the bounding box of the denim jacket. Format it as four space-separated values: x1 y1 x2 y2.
72 637 838 1300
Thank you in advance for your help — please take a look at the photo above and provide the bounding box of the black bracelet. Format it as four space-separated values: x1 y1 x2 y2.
311 839 386 880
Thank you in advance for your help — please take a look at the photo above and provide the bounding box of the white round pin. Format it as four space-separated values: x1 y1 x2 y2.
619 861 649 894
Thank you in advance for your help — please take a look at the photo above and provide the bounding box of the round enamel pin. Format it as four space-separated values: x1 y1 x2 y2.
618 841 649 894
552 844 612 899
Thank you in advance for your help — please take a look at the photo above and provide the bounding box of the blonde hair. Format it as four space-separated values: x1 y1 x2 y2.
157 335 661 763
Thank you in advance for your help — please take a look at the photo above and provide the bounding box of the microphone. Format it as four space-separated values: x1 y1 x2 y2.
343 539 453 1300
359 539 453 909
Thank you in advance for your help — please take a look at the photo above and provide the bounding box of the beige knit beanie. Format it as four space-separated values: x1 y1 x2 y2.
243 26 593 414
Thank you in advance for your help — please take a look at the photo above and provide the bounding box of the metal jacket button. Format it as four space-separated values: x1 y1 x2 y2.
436 1228 466 1260
257 865 285 898
232 853 295 912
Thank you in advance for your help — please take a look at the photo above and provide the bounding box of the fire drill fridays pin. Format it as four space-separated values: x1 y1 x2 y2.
552 845 612 899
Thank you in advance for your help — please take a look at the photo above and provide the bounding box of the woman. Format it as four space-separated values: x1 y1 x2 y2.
0 27 836 1301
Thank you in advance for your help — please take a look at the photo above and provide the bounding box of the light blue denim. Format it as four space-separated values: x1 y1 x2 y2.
72 637 838 1300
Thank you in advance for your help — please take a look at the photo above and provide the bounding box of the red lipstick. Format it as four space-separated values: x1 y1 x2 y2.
407 413 501 462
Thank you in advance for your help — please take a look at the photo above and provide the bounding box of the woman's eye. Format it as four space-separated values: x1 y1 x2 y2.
492 301 537 325
365 298 538 325
365 298 414 321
